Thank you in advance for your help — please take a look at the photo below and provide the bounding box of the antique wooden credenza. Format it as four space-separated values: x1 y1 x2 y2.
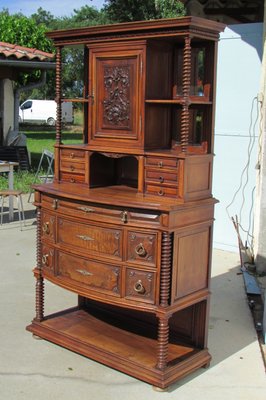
26 17 225 389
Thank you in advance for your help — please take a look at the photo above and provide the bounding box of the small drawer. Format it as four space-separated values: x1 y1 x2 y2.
41 212 56 242
145 169 178 185
58 251 121 296
60 172 85 184
126 230 157 267
145 156 178 169
60 160 85 174
145 184 178 198
58 218 122 261
60 148 85 161
125 268 156 304
41 244 55 275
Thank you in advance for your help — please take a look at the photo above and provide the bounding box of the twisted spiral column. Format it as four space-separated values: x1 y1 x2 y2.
34 207 44 322
156 316 170 370
181 36 191 153
160 232 173 307
55 46 62 144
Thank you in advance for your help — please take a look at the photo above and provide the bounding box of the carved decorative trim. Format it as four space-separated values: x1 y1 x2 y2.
103 65 131 127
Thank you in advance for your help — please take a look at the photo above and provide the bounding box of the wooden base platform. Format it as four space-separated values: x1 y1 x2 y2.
26 307 211 388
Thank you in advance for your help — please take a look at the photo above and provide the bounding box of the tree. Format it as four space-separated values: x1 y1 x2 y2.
0 11 53 53
0 11 55 99
31 7 55 26
103 0 156 22
103 0 186 22
155 0 186 18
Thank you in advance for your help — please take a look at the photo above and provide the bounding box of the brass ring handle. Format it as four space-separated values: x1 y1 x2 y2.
158 190 164 196
70 152 75 158
42 222 50 234
134 280 146 294
41 254 49 265
135 243 147 257
70 165 75 171
158 161 163 168
159 176 164 183
70 178 75 183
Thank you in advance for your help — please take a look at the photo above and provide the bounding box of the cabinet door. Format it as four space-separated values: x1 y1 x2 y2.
89 45 144 148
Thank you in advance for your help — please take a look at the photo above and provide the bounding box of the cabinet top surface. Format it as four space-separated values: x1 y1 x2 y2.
34 182 217 212
47 16 225 44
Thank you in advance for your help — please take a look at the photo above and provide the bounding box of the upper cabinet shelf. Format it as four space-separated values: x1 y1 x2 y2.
49 17 224 154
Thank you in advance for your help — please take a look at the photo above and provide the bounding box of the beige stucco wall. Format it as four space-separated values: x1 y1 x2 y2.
253 3 266 273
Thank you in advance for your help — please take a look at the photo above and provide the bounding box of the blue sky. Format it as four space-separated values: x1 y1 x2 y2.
0 0 105 17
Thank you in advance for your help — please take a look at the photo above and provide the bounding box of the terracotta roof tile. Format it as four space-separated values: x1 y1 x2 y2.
0 41 54 61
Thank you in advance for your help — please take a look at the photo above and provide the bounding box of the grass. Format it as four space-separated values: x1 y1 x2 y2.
0 111 83 192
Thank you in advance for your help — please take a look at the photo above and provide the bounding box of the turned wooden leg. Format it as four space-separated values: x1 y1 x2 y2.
34 272 44 322
156 315 170 371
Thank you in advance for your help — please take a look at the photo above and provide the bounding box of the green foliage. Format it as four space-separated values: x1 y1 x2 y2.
103 0 156 22
0 10 54 91
103 0 186 22
0 11 53 52
0 1 185 101
155 0 186 18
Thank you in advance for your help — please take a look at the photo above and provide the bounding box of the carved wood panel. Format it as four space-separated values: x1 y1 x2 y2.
126 230 157 267
125 268 155 304
89 46 144 146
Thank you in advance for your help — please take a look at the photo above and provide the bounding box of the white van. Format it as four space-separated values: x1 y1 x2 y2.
19 99 73 126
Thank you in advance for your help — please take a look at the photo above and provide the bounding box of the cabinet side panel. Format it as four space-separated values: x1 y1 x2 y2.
171 226 211 302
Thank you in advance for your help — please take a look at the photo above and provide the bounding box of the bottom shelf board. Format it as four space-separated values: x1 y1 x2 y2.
26 308 211 387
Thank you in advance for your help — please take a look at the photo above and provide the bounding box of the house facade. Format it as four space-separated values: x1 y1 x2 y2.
183 0 266 273
0 42 54 145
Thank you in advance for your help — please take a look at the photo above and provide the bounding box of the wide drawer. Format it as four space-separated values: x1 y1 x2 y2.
58 218 122 260
58 251 121 296
41 195 161 227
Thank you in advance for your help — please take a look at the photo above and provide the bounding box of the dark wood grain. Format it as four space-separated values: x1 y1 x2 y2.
27 16 224 389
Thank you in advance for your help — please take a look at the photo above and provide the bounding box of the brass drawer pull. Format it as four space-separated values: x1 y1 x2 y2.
77 206 95 213
76 269 93 276
135 243 147 257
70 165 75 171
70 152 75 159
159 176 164 183
70 178 75 183
76 234 94 241
158 190 164 196
42 222 50 234
52 199 58 210
121 211 128 223
41 254 49 265
158 161 163 168
134 280 146 294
